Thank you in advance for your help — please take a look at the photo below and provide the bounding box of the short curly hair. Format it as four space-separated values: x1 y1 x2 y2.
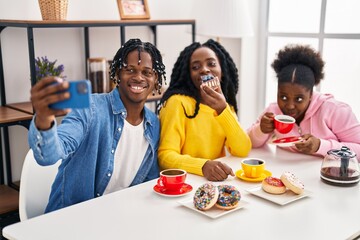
271 44 325 90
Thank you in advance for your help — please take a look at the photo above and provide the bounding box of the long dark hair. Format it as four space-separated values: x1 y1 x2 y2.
159 39 239 118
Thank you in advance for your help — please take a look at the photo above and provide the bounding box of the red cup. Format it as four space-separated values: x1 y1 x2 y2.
274 115 295 134
157 169 187 192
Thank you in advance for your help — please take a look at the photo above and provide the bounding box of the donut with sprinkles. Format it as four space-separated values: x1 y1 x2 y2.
262 177 286 194
281 171 304 195
215 185 241 210
193 183 219 211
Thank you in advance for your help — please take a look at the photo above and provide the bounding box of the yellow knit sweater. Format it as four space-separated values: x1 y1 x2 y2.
158 95 252 176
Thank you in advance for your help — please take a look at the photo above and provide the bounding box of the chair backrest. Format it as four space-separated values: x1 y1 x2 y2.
19 149 60 221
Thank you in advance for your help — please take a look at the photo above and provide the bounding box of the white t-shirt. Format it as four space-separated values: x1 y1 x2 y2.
104 119 148 194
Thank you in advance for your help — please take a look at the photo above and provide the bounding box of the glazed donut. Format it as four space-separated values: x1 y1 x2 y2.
193 183 219 211
280 171 304 195
215 185 241 210
262 177 286 194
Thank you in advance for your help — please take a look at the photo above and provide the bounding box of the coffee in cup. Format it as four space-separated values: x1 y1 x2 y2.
241 158 266 178
157 169 187 192
274 115 295 134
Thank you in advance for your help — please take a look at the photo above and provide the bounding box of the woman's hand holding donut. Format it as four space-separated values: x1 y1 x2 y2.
200 77 227 115
260 112 275 134
202 160 234 181
294 134 320 154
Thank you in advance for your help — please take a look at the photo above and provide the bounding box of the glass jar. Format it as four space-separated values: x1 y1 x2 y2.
87 58 107 93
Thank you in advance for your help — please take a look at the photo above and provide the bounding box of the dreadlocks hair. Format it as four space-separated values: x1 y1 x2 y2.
271 44 325 91
109 38 166 94
158 39 239 118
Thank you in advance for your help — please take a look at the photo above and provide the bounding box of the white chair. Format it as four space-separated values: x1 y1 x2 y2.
19 149 60 221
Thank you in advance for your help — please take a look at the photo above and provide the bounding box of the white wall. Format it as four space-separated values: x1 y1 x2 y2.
0 0 260 181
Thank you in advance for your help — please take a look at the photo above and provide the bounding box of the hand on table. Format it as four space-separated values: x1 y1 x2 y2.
202 160 235 181
260 112 275 134
294 134 320 154
30 76 70 130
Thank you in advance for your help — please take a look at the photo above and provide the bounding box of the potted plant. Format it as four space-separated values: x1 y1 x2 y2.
34 56 65 83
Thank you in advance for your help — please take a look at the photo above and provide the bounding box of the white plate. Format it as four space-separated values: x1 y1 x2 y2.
246 186 311 205
271 136 303 147
178 198 249 219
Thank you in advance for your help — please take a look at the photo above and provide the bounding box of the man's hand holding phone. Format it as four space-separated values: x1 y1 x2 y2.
30 77 91 130
49 79 91 110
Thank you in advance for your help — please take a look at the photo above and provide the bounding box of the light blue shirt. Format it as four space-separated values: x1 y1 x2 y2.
28 88 160 213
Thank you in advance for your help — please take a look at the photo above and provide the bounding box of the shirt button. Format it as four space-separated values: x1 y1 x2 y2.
37 135 40 139
97 193 100 197
111 149 115 154
107 173 111 177
118 127 121 131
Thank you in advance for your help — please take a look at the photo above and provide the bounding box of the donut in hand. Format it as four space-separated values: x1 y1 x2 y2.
262 177 286 194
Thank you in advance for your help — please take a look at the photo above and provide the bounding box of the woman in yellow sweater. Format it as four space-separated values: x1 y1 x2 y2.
158 39 251 181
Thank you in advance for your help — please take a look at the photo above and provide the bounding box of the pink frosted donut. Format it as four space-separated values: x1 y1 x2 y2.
193 183 219 211
262 177 286 194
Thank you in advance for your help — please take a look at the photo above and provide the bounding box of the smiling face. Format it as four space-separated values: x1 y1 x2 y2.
189 47 222 90
277 83 312 123
117 50 157 106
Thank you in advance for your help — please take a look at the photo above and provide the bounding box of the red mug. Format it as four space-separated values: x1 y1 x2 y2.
274 115 295 134
157 169 186 192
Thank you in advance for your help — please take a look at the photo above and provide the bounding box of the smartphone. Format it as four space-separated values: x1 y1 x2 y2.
50 80 92 110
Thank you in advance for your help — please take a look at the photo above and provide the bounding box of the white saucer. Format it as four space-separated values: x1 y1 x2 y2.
235 169 272 182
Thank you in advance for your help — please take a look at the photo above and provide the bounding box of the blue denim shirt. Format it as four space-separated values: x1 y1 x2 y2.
28 88 160 213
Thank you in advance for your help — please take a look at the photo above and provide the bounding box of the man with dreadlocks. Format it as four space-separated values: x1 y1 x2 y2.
28 39 166 212
158 39 251 181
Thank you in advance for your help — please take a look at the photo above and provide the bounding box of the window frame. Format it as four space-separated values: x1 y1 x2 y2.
262 0 360 110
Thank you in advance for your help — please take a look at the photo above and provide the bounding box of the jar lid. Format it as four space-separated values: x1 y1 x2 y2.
327 146 356 158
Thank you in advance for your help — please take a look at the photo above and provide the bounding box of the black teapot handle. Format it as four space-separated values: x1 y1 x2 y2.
340 146 350 177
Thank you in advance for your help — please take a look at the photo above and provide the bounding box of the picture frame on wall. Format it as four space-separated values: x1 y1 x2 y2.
117 0 150 20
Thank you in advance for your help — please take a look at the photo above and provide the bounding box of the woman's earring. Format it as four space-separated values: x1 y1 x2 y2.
116 79 121 85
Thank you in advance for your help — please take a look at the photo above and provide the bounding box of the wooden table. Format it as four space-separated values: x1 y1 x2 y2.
3 146 360 240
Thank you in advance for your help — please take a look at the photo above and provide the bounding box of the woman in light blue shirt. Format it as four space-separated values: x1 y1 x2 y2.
28 39 166 213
